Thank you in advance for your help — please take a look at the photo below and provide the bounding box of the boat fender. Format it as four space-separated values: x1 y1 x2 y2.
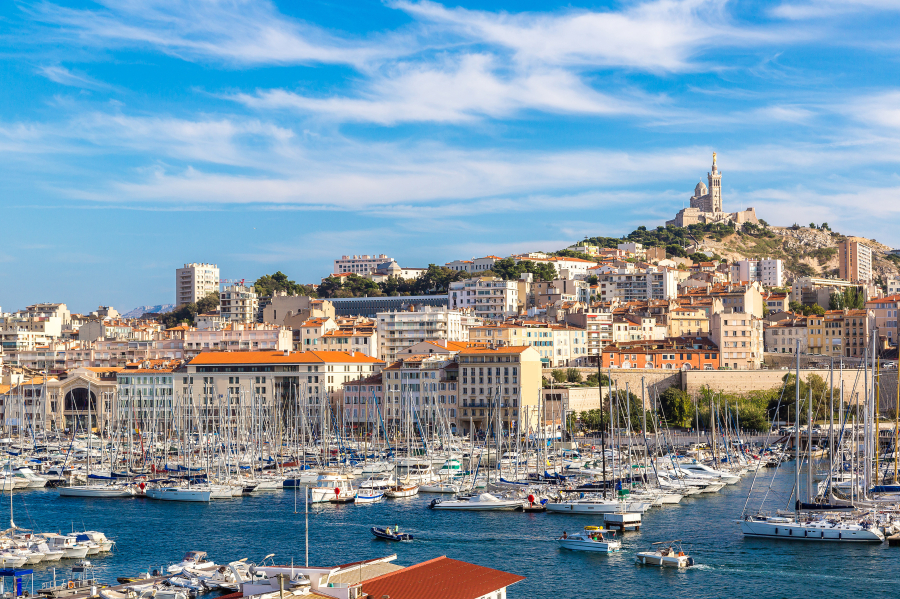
69 582 76 589
678 552 684 557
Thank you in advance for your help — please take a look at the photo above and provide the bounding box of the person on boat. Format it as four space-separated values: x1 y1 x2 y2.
561 531 567 539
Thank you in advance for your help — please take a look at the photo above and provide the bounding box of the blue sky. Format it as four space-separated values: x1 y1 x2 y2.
2 0 900 314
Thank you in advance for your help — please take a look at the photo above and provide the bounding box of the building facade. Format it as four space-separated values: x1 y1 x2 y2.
838 240 873 284
449 277 519 320
220 284 259 324
176 263 219 307
333 254 392 275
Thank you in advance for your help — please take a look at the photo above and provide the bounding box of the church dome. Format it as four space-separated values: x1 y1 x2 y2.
694 181 707 196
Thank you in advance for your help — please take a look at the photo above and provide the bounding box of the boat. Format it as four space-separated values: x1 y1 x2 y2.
546 497 650 514
429 493 523 511
309 472 354 503
58 483 136 498
371 526 413 541
145 486 211 502
557 526 621 553
354 489 384 504
635 541 694 567
419 482 461 493
739 515 885 542
168 551 214 574
40 534 90 559
385 483 419 498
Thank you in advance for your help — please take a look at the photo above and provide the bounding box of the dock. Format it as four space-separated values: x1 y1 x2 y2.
604 512 642 531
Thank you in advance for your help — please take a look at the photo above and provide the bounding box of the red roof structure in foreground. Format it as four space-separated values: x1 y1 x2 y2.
361 556 525 599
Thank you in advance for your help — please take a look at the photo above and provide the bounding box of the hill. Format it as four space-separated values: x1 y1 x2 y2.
578 221 899 288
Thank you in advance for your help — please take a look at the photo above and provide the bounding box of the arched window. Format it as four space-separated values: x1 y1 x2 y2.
64 388 96 412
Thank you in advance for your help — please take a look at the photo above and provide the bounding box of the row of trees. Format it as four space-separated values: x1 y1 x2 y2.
568 373 845 434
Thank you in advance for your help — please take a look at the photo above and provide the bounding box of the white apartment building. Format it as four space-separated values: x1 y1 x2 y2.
617 242 644 257
734 258 784 287
333 254 392 275
449 277 519 320
595 265 677 302
176 263 220 306
220 284 258 324
183 323 292 358
377 308 477 363
888 276 900 296
444 256 500 273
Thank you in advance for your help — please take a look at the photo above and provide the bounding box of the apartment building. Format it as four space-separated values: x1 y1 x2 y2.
888 276 900 296
709 312 763 369
456 345 542 436
791 276 861 307
595 264 677 302
602 337 720 370
839 240 873 284
865 295 900 346
564 310 613 364
220 284 258 324
377 355 459 433
765 318 808 354
320 326 378 358
176 263 219 307
183 323 292 358
185 350 385 426
376 308 476 363
667 305 710 337
333 254 392 275
449 277 519 320
296 317 339 350
445 256 500 273
115 360 180 432
733 258 785 287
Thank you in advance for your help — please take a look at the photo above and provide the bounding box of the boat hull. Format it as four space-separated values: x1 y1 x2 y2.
740 519 884 542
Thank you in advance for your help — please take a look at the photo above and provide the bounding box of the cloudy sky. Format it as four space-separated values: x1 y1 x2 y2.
2 0 900 313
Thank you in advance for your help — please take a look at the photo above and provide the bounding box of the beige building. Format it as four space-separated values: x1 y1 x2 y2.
710 312 763 369
183 323 292 358
263 294 334 326
333 254 392 275
667 305 710 338
176 263 219 307
220 284 258 324
839 240 873 284
377 308 476 363
765 317 808 354
456 345 542 436
666 154 759 228
543 386 604 425
865 295 900 346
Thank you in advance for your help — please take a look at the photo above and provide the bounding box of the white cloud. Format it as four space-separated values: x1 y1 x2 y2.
38 65 111 90
394 0 782 72
771 0 900 20
235 53 647 124
846 91 900 129
30 0 403 67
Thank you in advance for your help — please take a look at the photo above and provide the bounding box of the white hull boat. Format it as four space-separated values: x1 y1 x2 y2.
59 485 135 498
429 493 522 511
557 527 621 552
740 516 884 542
146 487 211 502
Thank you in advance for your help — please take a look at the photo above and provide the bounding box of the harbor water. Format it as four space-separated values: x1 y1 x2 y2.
12 465 899 598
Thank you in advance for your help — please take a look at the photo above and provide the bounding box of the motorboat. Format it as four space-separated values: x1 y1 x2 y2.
675 461 740 484
546 497 650 514
371 526 413 541
635 541 694 567
310 472 354 503
429 493 523 511
557 526 621 553
40 534 90 559
168 551 214 574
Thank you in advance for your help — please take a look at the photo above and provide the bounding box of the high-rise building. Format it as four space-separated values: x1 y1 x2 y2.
735 258 784 287
838 241 872 284
176 263 220 306
220 284 258 323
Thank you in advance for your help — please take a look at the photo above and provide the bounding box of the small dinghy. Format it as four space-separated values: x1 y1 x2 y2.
371 526 413 541
635 540 694 567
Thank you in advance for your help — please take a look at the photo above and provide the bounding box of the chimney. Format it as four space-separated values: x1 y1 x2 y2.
283 349 289 357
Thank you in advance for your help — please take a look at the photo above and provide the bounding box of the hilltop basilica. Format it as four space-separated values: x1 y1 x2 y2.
666 153 758 228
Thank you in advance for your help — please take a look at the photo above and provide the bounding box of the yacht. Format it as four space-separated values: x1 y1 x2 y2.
385 482 419 498
40 534 90 559
145 486 212 502
59 483 136 498
547 497 651 514
354 488 384 503
739 514 885 542
429 493 523 511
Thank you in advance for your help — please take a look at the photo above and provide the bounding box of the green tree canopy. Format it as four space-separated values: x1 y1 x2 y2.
254 271 316 297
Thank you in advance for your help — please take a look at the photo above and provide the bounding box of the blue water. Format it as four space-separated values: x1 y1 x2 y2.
9 468 899 599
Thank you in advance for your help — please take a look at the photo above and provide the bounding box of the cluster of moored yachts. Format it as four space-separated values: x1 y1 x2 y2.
0 530 114 567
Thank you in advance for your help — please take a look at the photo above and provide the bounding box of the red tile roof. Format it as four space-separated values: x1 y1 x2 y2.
361 556 524 599
189 350 383 365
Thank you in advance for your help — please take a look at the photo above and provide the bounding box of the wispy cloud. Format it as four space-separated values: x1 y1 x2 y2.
38 65 112 91
28 0 406 67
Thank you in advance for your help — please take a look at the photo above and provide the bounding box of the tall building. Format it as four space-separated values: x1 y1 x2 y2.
376 307 477 363
176 263 220 306
735 258 784 287
220 284 258 324
448 277 519 319
333 254 391 276
838 240 873 284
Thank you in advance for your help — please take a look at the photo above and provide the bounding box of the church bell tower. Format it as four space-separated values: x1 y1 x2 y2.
707 152 722 213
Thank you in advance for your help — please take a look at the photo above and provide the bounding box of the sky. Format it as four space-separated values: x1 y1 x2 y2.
2 0 900 314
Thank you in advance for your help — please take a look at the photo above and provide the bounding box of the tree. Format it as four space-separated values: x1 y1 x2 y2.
658 387 693 428
809 222 817 229
821 222 831 231
830 287 865 310
254 271 315 297
159 291 219 329
806 303 825 316
551 369 567 383
586 372 610 387
789 300 804 314
566 368 582 383
586 275 598 285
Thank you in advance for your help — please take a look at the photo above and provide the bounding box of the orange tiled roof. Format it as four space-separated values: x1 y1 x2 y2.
189 350 383 365
361 556 525 599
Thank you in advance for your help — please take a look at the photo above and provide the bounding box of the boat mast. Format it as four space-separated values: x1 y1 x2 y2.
794 338 800 519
